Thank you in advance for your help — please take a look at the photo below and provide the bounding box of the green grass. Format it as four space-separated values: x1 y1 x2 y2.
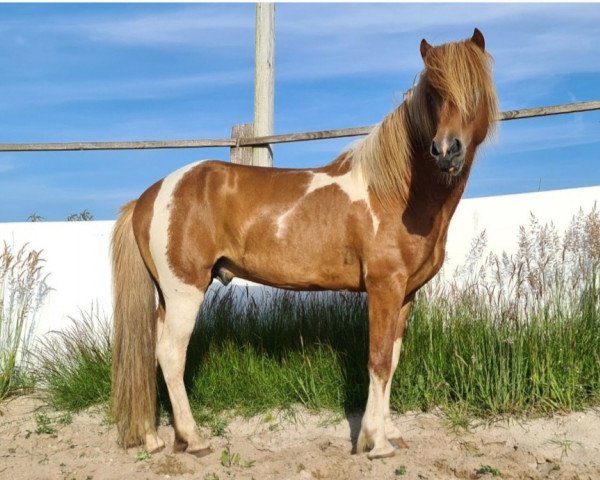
134 450 152 462
33 412 56 435
33 307 112 411
476 464 501 477
395 465 407 476
32 208 600 425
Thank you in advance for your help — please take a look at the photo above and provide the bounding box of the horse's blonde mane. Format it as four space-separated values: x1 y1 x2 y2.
351 37 498 206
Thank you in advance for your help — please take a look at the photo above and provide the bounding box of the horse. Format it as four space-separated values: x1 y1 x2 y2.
111 28 498 460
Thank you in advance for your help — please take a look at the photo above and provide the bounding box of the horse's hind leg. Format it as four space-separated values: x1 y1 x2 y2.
157 287 211 456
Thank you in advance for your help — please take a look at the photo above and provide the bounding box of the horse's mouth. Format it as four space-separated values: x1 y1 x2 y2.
439 164 463 176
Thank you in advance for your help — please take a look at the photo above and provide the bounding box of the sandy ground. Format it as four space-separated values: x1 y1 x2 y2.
1 396 599 480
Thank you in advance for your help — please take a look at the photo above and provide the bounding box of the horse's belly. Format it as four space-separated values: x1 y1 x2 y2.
222 243 363 291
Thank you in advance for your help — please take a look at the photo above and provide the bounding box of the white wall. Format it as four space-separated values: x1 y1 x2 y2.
444 186 600 273
1 186 598 340
0 220 114 338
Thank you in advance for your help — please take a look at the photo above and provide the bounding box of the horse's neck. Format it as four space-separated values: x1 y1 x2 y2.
400 148 473 234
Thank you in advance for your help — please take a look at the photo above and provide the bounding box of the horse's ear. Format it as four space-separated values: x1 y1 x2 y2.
471 28 485 51
420 39 432 59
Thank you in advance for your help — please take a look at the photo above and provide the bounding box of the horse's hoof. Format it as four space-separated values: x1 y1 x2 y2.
188 446 212 458
147 443 166 454
173 439 188 453
367 443 396 460
389 437 409 449
145 431 166 454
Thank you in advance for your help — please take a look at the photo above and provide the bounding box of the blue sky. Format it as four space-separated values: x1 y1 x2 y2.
1 3 599 222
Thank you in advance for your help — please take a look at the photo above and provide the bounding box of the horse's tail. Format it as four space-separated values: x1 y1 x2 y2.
111 200 157 447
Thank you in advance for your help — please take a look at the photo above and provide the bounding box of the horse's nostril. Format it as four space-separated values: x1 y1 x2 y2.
430 141 440 158
450 137 462 154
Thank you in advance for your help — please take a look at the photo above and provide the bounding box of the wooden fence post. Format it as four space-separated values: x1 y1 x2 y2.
230 123 254 164
252 3 275 167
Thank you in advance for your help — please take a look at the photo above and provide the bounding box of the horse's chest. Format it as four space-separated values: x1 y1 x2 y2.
404 231 448 293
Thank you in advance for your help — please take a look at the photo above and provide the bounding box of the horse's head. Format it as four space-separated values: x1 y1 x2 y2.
416 28 498 177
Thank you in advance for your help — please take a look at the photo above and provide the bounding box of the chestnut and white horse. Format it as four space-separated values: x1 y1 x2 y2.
111 29 498 459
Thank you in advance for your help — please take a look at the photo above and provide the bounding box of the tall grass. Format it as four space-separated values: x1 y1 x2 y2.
393 286 600 415
34 307 111 410
35 207 600 421
0 242 49 400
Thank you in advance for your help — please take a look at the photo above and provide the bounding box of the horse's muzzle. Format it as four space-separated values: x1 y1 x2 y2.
430 137 465 175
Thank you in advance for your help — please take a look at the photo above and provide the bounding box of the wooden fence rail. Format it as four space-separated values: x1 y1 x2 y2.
0 100 599 153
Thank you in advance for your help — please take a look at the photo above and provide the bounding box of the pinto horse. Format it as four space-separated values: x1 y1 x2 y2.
111 29 498 459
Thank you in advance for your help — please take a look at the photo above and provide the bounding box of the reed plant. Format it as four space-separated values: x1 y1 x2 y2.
0 242 48 400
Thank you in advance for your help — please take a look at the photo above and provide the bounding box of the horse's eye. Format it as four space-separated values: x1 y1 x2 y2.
426 91 436 109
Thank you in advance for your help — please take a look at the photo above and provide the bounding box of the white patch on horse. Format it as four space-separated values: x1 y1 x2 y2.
307 171 365 202
313 171 380 234
275 208 295 239
363 371 386 432
384 338 403 439
391 338 402 372
359 370 394 457
275 171 380 238
149 161 204 299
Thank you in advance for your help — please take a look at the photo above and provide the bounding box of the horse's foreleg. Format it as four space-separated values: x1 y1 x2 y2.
383 297 413 445
157 290 211 457
357 278 406 459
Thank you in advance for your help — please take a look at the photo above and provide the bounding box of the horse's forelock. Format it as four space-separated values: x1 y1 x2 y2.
422 40 498 126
